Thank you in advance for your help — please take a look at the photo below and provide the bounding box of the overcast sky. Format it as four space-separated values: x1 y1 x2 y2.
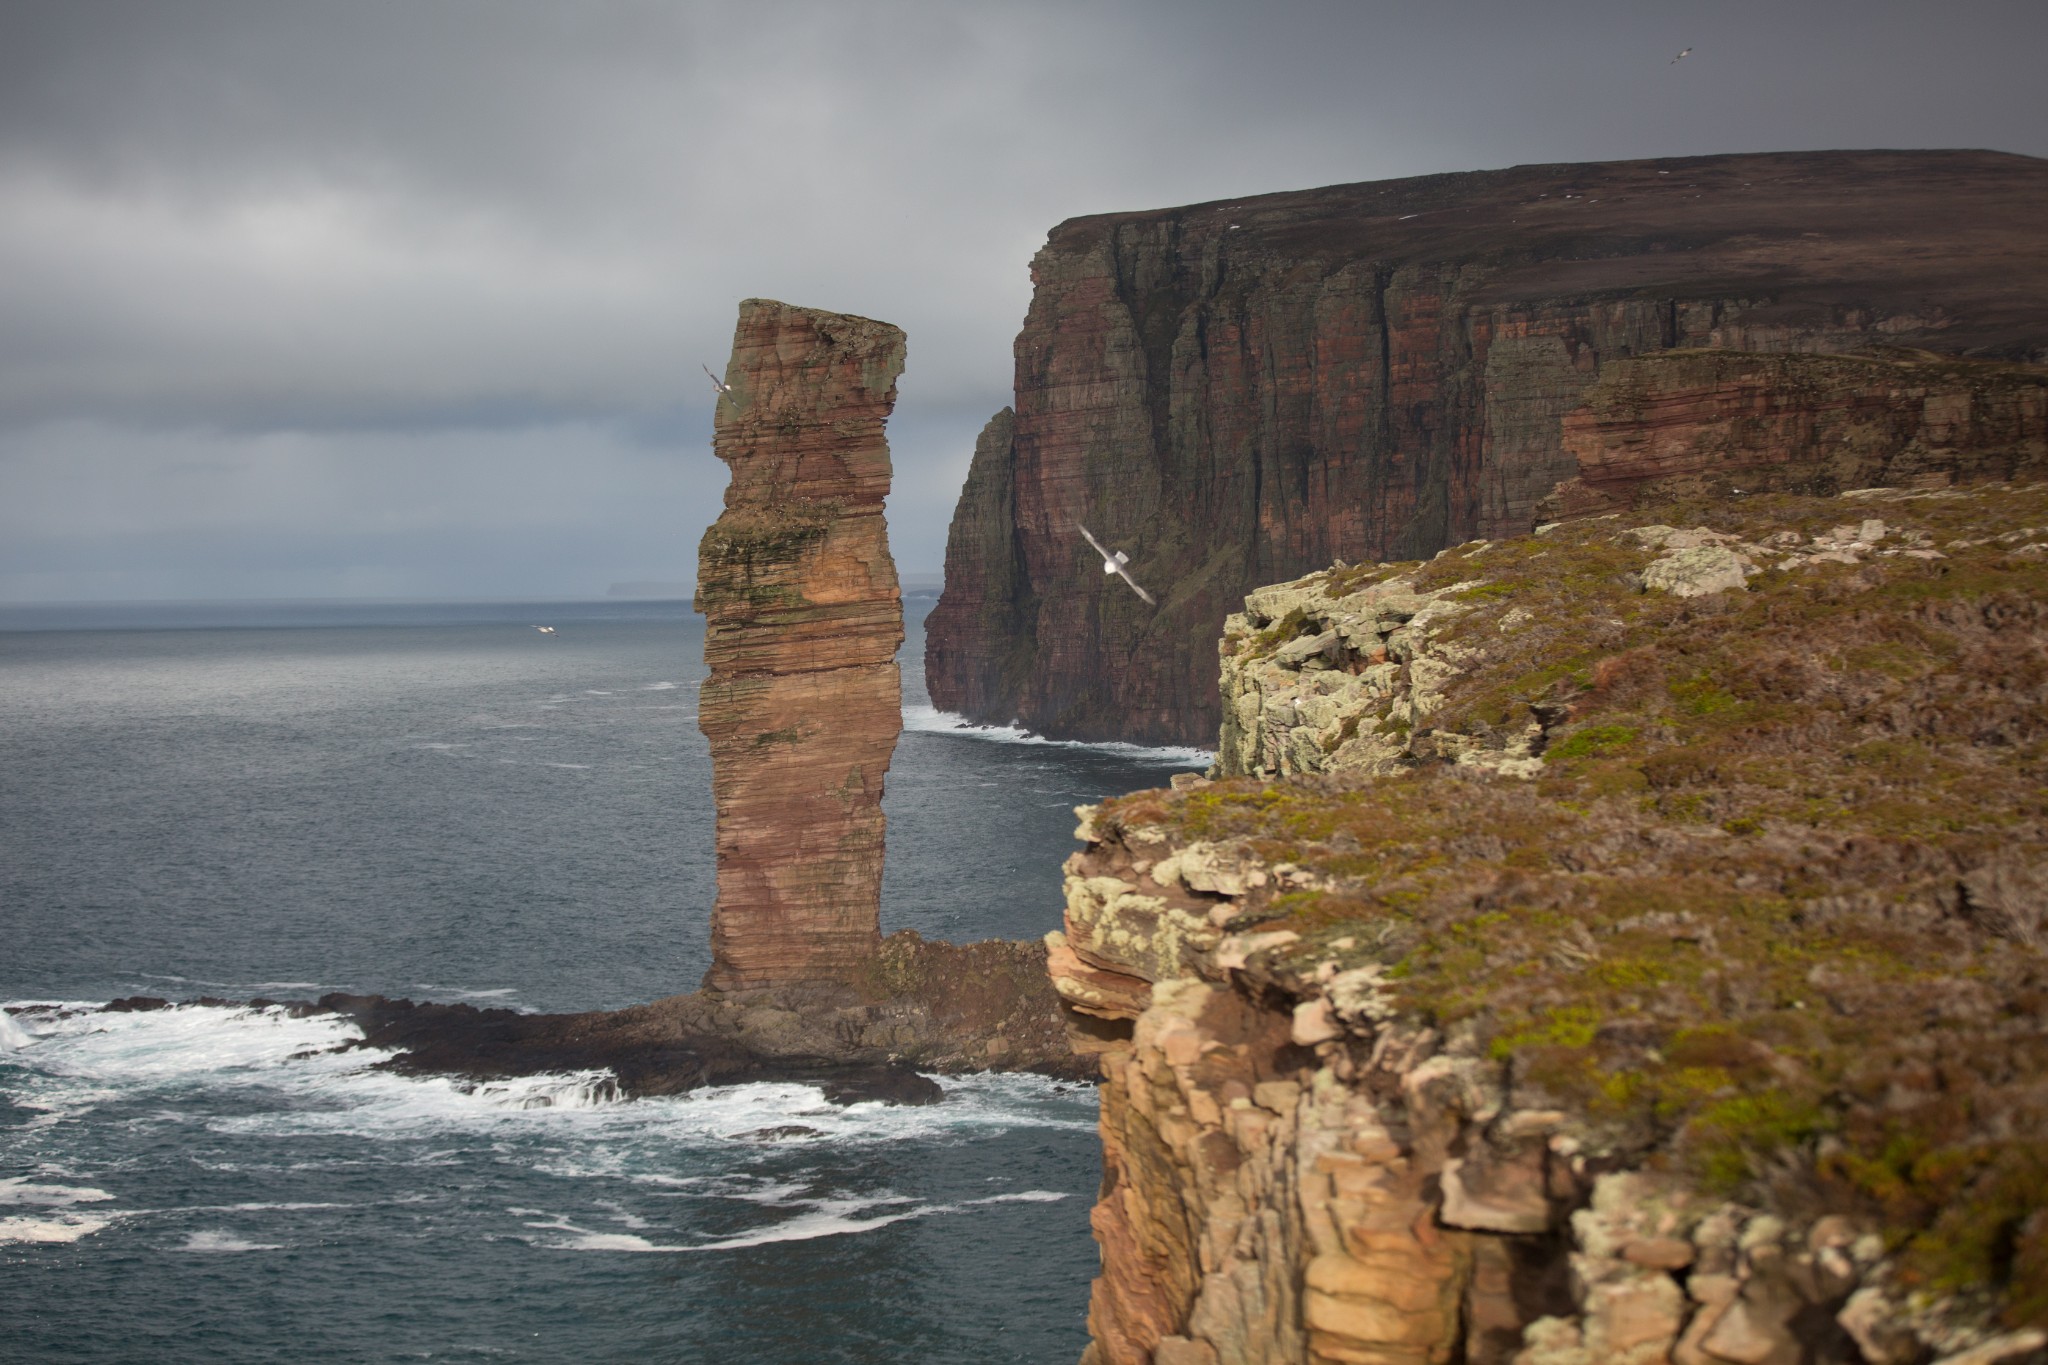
3 0 2044 602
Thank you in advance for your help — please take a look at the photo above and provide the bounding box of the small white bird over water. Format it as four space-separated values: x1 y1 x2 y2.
532 625 556 634
702 363 732 397
1077 524 1156 606
1670 46 1692 63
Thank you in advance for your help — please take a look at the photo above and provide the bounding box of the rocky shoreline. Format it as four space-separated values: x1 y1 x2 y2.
44 930 1093 1107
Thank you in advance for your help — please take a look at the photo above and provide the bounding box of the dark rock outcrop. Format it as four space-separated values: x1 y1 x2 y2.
697 298 907 990
925 149 2048 746
64 931 1092 1107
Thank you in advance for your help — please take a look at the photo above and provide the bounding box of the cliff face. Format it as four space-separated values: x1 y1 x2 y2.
925 150 2048 745
1545 350 2048 518
1048 482 2048 1364
696 299 907 991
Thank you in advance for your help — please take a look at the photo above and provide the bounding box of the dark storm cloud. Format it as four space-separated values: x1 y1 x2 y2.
2 0 2044 599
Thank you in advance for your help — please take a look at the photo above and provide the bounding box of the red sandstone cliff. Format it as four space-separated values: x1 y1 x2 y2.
925 149 2048 746
697 299 906 991
1543 348 2048 517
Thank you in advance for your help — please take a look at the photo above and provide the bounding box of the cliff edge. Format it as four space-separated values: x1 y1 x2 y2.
1051 481 2048 1363
926 149 2048 746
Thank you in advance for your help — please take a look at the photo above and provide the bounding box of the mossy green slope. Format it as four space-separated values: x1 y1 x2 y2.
1105 482 2048 1327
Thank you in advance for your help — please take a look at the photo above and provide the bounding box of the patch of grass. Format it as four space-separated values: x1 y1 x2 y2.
1548 724 1638 759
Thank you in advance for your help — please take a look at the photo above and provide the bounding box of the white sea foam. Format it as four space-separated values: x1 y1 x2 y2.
0 1011 32 1050
901 704 1213 767
411 985 520 1001
640 681 679 691
0 1177 119 1246
536 1186 1073 1255
0 1176 115 1208
3 1002 1089 1155
0 1212 115 1245
180 1230 281 1253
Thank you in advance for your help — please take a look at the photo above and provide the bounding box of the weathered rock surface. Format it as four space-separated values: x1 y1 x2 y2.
61 930 1093 1106
1545 349 2048 519
697 298 907 990
1053 481 2048 1362
926 149 2048 745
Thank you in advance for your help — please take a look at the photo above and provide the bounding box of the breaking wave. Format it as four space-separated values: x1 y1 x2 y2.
902 705 1213 767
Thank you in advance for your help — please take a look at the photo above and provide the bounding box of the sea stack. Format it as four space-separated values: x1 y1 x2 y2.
696 299 907 992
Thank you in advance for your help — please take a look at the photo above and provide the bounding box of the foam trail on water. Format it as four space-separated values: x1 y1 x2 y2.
0 1012 31 1050
180 1230 282 1253
0 1176 119 1247
901 705 1213 767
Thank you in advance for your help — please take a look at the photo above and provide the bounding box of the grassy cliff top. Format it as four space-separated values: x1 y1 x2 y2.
1101 481 2048 1325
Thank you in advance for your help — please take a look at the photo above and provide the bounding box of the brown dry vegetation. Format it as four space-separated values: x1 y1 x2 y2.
1101 483 2048 1326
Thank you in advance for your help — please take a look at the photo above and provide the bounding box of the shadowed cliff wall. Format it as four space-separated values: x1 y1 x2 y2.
925 149 2048 746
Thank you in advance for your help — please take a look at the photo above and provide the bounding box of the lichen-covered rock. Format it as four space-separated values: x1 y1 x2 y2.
1055 481 2048 1363
696 299 907 990
927 150 2048 747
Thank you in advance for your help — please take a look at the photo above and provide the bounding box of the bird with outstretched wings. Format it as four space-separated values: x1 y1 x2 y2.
702 363 733 397
1078 524 1156 605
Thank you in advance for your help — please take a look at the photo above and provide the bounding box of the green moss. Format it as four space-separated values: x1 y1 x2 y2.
1669 672 1742 717
1549 724 1638 759
1688 1091 1839 1192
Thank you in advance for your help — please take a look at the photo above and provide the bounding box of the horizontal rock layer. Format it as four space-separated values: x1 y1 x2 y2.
1546 349 2048 517
697 299 906 990
926 149 2048 745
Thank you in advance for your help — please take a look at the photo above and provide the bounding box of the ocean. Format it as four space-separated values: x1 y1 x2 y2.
0 593 1207 1363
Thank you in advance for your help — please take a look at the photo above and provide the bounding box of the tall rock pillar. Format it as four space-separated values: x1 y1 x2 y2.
695 299 907 991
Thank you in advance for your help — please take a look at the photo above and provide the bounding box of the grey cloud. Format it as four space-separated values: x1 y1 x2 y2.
1 0 2043 600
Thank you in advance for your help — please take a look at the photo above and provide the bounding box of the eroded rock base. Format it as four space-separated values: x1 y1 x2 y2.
82 932 1090 1107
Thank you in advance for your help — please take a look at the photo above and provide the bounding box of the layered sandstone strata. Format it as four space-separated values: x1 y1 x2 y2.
697 299 907 991
1544 349 2048 517
1048 482 2048 1363
925 149 2048 745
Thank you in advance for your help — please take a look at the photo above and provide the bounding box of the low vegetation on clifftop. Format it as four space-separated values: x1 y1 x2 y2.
1065 482 2048 1358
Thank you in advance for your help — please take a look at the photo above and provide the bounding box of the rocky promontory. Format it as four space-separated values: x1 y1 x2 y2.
926 149 2048 746
1048 480 2048 1362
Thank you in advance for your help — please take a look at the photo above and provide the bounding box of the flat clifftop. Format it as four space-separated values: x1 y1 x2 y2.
1051 482 2048 1362
1053 149 2048 354
926 149 2048 747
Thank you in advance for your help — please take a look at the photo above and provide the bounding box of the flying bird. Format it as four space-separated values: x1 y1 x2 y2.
532 625 556 634
1670 46 1692 63
1077 524 1156 606
702 363 732 397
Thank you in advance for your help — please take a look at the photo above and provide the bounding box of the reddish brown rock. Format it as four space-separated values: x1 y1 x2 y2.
696 299 906 991
926 149 2048 745
1543 348 2048 516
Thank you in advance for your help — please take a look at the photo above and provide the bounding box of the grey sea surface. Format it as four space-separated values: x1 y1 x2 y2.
0 592 1206 1363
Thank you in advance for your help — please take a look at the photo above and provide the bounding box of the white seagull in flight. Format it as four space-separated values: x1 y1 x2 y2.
1670 46 1692 63
702 363 732 397
1078 524 1156 605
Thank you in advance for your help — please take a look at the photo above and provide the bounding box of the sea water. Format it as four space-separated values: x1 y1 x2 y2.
0 594 1206 1363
